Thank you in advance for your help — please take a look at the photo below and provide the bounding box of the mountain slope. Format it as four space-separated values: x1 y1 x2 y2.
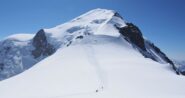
0 8 185 97
0 9 181 81
0 35 185 98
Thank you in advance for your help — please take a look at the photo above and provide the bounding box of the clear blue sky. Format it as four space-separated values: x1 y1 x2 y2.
0 0 184 60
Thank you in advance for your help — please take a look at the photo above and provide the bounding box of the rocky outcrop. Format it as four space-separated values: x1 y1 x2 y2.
114 12 123 19
180 72 185 75
116 23 179 75
32 29 56 58
174 61 185 75
0 63 4 71
116 23 146 51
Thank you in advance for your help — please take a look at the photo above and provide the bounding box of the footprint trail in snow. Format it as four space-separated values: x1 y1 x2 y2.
83 44 105 92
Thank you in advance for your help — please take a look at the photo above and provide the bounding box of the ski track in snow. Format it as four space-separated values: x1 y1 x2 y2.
82 44 105 92
44 44 105 98
39 44 104 98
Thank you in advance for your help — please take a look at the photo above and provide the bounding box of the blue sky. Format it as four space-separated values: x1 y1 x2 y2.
0 0 184 60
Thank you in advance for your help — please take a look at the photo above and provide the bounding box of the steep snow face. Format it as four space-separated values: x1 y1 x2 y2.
0 35 185 98
0 34 37 80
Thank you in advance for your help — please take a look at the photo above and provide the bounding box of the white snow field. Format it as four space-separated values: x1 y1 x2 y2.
0 8 185 98
0 35 185 98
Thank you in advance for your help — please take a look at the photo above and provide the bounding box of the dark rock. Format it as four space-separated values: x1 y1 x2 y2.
4 46 11 51
76 35 83 39
116 23 179 75
114 12 123 19
116 23 146 51
0 63 4 71
180 71 185 75
4 46 11 54
66 41 72 47
32 29 56 58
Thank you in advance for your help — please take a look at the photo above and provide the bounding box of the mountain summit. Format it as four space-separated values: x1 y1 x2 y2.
0 8 182 80
0 8 185 98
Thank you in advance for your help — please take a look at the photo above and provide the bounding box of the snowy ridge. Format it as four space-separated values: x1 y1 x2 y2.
44 8 126 39
5 34 34 41
0 8 185 98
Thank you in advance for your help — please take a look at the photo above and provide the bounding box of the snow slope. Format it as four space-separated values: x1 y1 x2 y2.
0 35 185 98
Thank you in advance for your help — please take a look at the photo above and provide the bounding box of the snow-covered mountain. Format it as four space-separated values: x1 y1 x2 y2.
0 8 185 98
173 60 185 74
